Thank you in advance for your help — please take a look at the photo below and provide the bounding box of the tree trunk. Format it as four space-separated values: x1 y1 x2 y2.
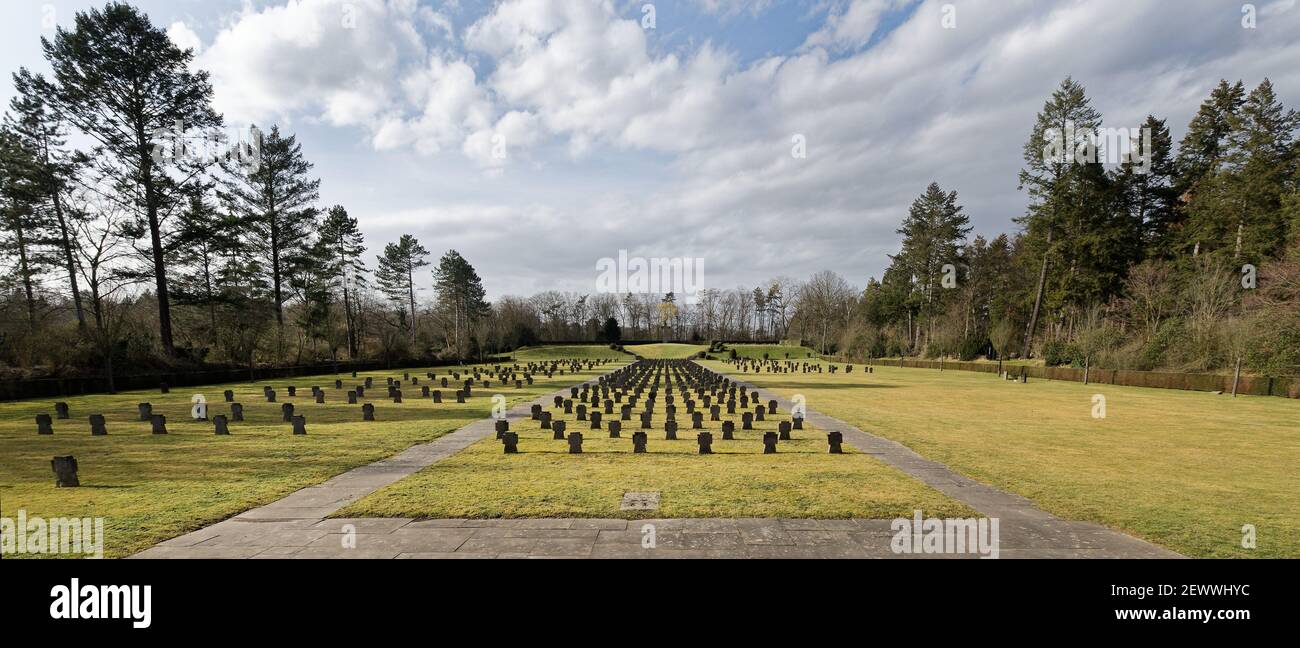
1023 222 1054 358
51 191 87 330
14 218 37 334
140 139 176 357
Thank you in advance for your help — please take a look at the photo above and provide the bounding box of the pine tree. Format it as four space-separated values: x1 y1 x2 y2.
432 249 488 357
890 182 971 349
1118 115 1180 258
218 125 321 340
171 192 239 338
376 235 429 346
6 69 86 330
42 3 221 357
1017 77 1101 357
319 205 366 359
0 127 50 334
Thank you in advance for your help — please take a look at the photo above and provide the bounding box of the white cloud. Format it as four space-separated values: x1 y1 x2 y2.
166 21 203 54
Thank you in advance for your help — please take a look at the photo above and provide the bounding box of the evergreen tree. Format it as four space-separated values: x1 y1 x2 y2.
1118 115 1180 258
0 127 49 334
1017 77 1101 357
42 2 221 356
376 234 429 346
432 249 488 356
218 125 321 337
890 182 971 348
6 69 87 330
319 205 366 359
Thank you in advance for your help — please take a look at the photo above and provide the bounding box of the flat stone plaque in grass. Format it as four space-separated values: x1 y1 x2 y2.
620 492 660 511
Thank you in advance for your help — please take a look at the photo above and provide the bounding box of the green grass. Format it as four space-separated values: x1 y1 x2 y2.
624 343 708 359
0 360 625 557
702 359 1300 558
335 397 977 520
728 344 818 361
511 345 628 361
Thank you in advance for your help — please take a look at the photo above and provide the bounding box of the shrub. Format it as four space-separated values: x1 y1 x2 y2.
1043 340 1080 367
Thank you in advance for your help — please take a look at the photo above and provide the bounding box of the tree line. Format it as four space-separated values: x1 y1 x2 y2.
2 4 1297 383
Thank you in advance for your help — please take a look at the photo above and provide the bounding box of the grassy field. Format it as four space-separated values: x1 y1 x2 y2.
728 344 817 361
704 358 1300 558
335 392 976 520
511 345 629 361
624 343 707 358
0 359 624 557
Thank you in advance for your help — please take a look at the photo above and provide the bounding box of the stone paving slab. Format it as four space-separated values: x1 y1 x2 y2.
132 364 1182 560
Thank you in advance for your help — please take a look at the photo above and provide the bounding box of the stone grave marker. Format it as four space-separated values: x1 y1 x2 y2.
52 455 79 487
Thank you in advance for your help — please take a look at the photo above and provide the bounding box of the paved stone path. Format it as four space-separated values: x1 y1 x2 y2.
133 365 1181 559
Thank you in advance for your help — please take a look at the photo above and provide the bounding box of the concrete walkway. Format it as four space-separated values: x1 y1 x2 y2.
133 366 1181 559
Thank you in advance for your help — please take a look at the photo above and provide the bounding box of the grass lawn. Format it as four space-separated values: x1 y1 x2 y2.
511 345 628 361
704 359 1300 558
0 359 625 558
728 344 818 361
624 343 708 358
335 392 976 520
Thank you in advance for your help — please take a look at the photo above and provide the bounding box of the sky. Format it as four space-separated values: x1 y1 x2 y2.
2 0 1299 301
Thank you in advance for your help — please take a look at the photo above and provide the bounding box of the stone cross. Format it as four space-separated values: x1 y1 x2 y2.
590 411 602 430
742 412 754 430
568 432 583 454
541 411 552 430
495 419 509 439
553 419 567 441
502 432 519 453
52 455 79 487
633 431 647 453
697 432 713 455
531 404 542 420
763 431 778 454
710 405 721 421
664 420 678 440
608 420 622 438
778 420 792 440
793 415 804 430
827 431 844 453
722 420 735 440
755 405 766 422
691 412 704 429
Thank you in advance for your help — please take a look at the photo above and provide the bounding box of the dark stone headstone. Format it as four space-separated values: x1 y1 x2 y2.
553 419 567 440
281 403 294 422
287 386 297 397
356 386 365 398
495 419 509 439
531 403 542 420
778 420 792 440
710 405 721 421
55 402 69 419
335 380 343 389
576 404 587 421
697 432 713 455
160 382 169 394
540 411 552 430
721 420 735 440
393 390 402 404
590 411 602 430
621 404 633 421
365 377 374 388
315 391 325 404
563 399 573 414
608 420 622 438
266 390 277 403
755 405 766 421
36 413 53 435
567 432 583 454
763 432 778 454
224 390 234 403
421 385 430 397
664 420 678 440
792 415 804 430
214 415 230 435
151 414 168 435
640 412 652 429
455 391 465 404
431 389 442 403
633 431 647 453
553 395 564 408
691 412 704 429
363 403 375 421
231 403 244 421
502 432 519 453
138 402 152 421
52 455 79 487
828 431 844 454
89 414 107 436
347 391 358 404
292 415 307 435
742 412 754 430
